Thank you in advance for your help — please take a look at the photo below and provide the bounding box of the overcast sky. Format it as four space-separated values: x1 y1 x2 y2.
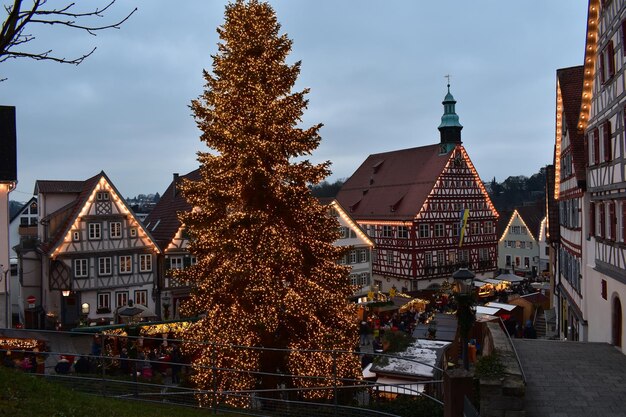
1 1 588 201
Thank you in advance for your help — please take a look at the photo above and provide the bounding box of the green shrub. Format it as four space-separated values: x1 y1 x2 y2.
475 352 505 379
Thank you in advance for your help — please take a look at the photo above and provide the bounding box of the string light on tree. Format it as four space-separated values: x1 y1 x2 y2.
177 0 361 408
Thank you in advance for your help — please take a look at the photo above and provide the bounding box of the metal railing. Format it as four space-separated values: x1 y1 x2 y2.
0 328 445 417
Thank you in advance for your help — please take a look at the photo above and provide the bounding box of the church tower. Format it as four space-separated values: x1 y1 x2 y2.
438 84 463 153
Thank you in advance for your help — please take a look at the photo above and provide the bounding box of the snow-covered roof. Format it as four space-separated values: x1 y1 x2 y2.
370 339 450 379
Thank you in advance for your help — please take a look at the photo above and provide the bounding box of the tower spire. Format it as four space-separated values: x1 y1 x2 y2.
438 78 463 151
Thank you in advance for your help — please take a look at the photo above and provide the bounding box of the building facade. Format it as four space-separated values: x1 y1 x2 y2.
336 87 499 293
497 206 545 279
578 0 626 350
16 172 161 329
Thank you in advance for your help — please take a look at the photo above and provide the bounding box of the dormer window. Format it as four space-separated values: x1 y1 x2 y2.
97 192 110 201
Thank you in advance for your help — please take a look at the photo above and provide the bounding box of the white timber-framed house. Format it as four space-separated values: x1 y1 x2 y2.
16 172 161 329
577 0 626 351
496 205 545 279
552 65 587 342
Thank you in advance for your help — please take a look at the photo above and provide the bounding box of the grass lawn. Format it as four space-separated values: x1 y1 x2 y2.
0 366 244 417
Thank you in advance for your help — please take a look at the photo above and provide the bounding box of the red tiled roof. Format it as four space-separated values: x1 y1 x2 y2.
557 66 585 186
144 169 200 250
516 204 545 240
40 173 102 254
34 180 85 194
336 144 451 220
496 209 513 238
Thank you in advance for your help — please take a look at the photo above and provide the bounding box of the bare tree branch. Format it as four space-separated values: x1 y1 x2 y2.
0 0 136 80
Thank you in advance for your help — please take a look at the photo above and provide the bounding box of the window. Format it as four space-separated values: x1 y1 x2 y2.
29 202 38 214
339 227 349 238
116 291 129 308
97 192 110 201
424 252 433 267
524 257 530 268
451 223 460 237
436 251 444 266
350 250 357 264
484 221 494 234
471 222 480 235
479 247 489 261
386 251 394 265
359 272 370 286
603 121 612 162
609 201 616 240
590 202 596 237
134 290 148 306
170 257 184 270
130 228 137 237
435 223 445 237
382 225 393 238
72 231 80 241
119 255 132 274
398 226 408 239
74 258 88 278
98 257 112 276
88 223 101 240
350 274 358 287
505 255 512 267
110 222 122 239
139 254 152 272
359 249 368 263
419 224 429 238
600 40 615 83
97 293 111 311
458 250 469 264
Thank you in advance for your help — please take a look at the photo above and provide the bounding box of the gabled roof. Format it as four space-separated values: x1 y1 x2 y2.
557 66 586 186
34 180 84 194
336 144 451 221
317 198 375 248
9 196 36 223
516 205 545 241
498 204 545 241
41 171 159 256
144 169 201 250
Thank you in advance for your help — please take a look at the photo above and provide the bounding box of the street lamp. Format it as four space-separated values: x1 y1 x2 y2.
452 268 476 371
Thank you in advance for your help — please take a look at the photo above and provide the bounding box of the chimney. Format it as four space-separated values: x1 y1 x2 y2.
173 173 179 197
0 106 17 182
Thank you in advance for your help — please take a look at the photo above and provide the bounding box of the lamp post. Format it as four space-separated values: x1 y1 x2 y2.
452 268 475 370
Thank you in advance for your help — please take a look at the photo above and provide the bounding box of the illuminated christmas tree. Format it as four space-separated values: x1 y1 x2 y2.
179 0 361 407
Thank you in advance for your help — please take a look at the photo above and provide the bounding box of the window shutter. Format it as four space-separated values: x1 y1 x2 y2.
608 41 616 78
623 20 626 56
603 121 612 162
589 202 595 237
183 256 192 268
584 134 590 166
622 202 626 243
593 128 600 164
609 201 616 240
599 203 606 238
599 49 606 84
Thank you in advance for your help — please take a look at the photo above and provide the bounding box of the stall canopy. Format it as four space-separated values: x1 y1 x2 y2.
496 273 525 283
374 376 425 396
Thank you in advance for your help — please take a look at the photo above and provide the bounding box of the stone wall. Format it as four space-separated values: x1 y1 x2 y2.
479 322 525 417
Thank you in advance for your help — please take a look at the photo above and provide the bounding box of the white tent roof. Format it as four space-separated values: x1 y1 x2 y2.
485 302 518 311
374 376 425 396
476 306 501 315
496 273 526 283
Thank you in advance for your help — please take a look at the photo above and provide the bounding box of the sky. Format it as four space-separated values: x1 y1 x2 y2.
1 1 588 202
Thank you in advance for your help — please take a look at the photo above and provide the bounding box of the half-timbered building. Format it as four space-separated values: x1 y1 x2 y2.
577 0 626 351
144 171 201 319
336 87 499 293
552 65 587 341
16 172 160 329
496 205 545 279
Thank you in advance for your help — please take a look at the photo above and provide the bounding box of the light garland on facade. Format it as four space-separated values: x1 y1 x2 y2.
578 0 600 133
51 174 160 259
554 79 563 200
